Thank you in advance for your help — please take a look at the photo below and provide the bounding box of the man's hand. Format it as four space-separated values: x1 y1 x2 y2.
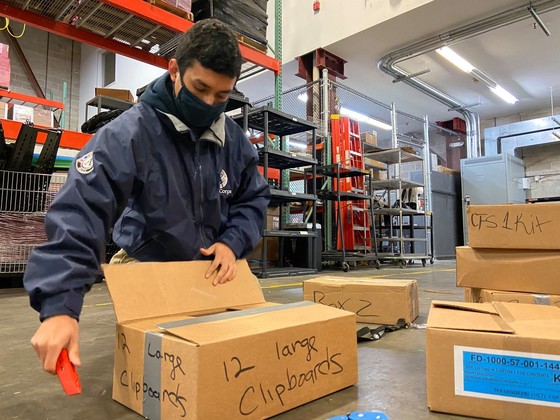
200 242 237 285
31 314 80 374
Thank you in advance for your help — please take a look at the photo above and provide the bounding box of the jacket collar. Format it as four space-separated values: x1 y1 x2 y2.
157 110 226 147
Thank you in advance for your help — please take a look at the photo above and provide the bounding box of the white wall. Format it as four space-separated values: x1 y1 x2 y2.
78 44 165 127
278 0 433 63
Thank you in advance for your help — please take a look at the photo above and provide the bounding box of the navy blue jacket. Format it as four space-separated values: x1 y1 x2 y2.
24 74 270 321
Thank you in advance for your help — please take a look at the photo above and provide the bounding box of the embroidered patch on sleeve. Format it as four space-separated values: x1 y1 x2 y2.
76 151 94 174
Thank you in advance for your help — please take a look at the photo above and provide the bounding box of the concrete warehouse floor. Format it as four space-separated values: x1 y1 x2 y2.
0 260 472 420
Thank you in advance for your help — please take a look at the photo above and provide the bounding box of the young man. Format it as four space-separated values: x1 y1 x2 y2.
24 19 270 374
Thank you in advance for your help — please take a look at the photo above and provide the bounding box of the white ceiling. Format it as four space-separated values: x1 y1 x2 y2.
239 0 560 124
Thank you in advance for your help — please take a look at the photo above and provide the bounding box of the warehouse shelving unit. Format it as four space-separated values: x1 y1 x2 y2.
0 0 280 76
234 105 318 278
365 147 433 268
313 163 379 272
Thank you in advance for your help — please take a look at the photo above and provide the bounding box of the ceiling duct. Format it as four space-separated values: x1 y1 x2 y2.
378 0 560 158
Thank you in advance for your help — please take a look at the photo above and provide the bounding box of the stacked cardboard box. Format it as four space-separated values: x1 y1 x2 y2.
458 203 560 300
95 88 135 103
0 102 8 119
8 104 34 124
426 203 560 418
104 260 358 419
0 43 10 89
33 108 54 127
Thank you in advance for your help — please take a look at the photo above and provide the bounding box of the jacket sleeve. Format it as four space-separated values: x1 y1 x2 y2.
218 131 270 258
23 122 141 321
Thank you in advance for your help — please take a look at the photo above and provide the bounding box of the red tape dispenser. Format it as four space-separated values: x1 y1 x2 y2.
56 348 82 396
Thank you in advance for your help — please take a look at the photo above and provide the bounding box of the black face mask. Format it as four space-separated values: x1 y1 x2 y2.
173 71 228 129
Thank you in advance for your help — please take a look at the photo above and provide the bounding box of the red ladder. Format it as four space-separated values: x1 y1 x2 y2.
331 116 372 251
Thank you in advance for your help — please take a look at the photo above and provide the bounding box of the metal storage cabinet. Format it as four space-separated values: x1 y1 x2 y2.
460 153 525 243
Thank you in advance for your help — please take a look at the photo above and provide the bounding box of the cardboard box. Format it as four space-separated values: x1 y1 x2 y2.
467 203 560 250
456 246 560 295
426 300 560 419
95 87 135 103
9 104 34 123
0 101 8 119
370 169 387 180
33 108 53 127
303 277 418 324
0 43 10 89
247 237 279 262
363 157 386 170
464 287 560 308
148 0 192 15
266 206 280 231
360 131 377 146
104 260 358 419
437 165 459 175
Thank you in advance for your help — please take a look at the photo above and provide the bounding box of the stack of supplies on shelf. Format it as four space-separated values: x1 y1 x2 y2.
191 0 269 51
0 43 10 90
457 203 560 306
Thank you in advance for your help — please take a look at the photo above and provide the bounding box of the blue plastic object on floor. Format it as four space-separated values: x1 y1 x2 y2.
327 412 388 420
349 412 388 420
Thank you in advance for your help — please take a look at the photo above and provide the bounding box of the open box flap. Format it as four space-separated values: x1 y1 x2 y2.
103 259 265 323
158 302 354 345
427 300 514 334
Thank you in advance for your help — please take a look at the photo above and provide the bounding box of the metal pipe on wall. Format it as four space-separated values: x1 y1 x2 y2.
378 0 560 158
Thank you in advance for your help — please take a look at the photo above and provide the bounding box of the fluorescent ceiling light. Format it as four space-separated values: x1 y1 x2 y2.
436 46 518 105
490 84 518 104
340 107 392 131
436 47 474 73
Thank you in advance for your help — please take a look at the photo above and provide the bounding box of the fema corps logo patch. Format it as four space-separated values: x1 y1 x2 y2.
219 169 232 195
219 169 228 189
76 151 94 174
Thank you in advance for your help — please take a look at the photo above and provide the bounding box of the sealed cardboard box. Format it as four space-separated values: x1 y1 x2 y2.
0 43 10 89
426 300 560 419
95 87 135 103
360 131 377 146
0 101 8 119
467 203 560 249
456 246 560 295
33 108 53 127
9 104 34 123
148 0 192 16
104 260 358 419
464 287 560 308
363 157 386 170
303 277 418 324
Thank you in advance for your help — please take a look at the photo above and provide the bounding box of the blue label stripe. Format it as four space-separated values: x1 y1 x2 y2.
455 346 560 407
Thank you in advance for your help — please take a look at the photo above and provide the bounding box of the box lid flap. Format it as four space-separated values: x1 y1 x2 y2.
427 300 514 334
103 260 265 323
159 302 353 345
493 302 560 339
431 301 500 314
305 277 415 287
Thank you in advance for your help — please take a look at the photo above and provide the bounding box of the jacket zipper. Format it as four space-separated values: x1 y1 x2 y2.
194 139 208 249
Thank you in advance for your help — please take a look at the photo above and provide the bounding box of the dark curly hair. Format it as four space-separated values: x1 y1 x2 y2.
175 18 242 79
